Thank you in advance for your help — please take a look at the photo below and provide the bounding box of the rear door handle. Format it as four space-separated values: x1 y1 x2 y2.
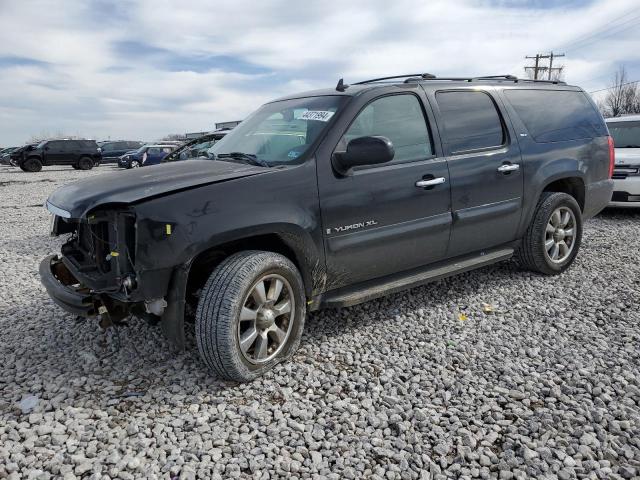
497 163 520 173
415 177 446 188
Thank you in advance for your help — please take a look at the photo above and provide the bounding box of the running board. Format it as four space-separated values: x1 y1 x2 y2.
319 248 514 309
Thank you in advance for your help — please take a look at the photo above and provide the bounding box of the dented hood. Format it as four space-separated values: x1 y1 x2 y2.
46 160 269 218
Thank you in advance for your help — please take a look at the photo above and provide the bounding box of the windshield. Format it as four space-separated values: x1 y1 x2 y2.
131 145 148 155
608 121 640 148
207 95 348 166
36 141 48 149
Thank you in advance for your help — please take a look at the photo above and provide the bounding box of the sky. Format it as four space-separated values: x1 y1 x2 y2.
0 0 639 146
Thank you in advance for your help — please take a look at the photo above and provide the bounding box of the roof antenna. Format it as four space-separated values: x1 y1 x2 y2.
336 78 349 92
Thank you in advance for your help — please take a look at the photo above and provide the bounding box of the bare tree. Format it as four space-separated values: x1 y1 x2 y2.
600 65 640 118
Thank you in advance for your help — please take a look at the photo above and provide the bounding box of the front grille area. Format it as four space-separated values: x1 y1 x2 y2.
613 166 639 179
612 191 640 202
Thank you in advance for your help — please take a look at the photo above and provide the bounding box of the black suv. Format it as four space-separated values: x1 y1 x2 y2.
19 139 101 172
40 74 613 381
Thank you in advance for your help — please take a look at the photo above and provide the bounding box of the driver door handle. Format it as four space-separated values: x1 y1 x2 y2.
415 177 446 188
497 163 520 173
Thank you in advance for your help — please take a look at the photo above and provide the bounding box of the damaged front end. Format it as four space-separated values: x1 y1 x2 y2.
40 203 164 327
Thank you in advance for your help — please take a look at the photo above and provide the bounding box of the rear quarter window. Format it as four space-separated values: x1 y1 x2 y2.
504 89 607 143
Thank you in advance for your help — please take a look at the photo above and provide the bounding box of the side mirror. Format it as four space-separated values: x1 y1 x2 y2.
333 136 394 175
44 146 49 151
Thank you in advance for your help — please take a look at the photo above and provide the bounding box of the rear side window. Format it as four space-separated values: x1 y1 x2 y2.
340 94 433 164
504 89 607 143
436 91 505 153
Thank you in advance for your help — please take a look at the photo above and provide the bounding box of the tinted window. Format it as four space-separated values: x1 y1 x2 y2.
436 91 504 153
607 121 640 148
504 89 607 143
101 142 115 152
340 94 433 164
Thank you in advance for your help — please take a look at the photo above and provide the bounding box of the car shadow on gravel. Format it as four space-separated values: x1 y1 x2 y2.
303 259 524 340
597 207 640 219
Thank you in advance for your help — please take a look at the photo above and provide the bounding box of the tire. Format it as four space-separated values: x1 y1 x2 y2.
77 157 94 170
130 160 140 168
22 158 42 172
517 192 583 275
196 251 306 382
72 164 80 170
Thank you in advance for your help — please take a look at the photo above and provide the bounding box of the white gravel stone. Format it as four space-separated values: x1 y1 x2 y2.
1 164 639 479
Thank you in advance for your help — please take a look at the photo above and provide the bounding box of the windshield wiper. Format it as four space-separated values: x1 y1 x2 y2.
216 152 269 167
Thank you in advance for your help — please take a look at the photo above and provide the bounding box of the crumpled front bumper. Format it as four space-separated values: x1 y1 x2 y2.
39 254 96 317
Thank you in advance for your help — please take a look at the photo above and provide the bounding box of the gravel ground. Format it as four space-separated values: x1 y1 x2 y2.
1 164 639 480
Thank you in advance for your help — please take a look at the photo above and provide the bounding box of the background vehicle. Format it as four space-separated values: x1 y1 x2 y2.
41 74 613 381
17 139 101 172
606 114 640 207
98 141 143 163
162 131 228 162
0 147 19 165
118 144 176 168
10 143 38 167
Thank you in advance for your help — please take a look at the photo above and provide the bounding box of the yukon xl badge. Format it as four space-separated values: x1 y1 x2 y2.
326 220 378 235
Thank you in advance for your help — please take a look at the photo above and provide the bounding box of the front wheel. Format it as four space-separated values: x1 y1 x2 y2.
517 192 583 275
196 251 306 382
22 158 42 172
130 160 140 168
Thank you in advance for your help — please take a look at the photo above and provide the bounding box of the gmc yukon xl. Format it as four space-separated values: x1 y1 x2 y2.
40 74 614 381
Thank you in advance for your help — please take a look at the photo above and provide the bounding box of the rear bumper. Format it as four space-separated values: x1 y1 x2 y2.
584 179 614 218
39 255 96 317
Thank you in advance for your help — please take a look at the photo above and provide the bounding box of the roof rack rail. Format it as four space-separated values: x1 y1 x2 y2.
352 73 566 86
353 73 436 85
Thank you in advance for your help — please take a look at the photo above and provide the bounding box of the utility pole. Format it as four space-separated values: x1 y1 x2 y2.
524 52 565 80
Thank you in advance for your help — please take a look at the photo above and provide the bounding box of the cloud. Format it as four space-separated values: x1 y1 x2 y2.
0 0 638 145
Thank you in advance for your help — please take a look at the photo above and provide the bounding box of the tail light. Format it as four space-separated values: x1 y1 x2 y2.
608 136 615 179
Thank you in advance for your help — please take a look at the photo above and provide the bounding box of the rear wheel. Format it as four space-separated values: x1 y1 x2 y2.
22 158 42 172
517 192 583 275
196 251 306 382
77 156 94 170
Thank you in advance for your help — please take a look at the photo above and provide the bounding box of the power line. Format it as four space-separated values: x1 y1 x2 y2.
589 80 640 94
554 7 640 52
564 17 640 53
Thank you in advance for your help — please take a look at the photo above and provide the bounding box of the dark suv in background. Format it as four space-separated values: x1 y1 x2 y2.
98 141 143 163
40 73 613 381
18 139 101 172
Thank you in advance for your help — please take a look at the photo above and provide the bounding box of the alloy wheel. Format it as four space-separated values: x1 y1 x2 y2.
544 206 576 263
237 274 294 364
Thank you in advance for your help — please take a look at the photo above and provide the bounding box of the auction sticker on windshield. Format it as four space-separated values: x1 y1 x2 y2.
300 111 335 122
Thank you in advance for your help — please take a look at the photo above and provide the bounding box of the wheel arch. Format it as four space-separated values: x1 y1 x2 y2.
542 176 585 211
519 167 586 238
186 227 319 298
160 225 322 351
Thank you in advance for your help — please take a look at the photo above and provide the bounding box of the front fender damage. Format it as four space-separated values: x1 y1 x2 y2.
160 263 190 351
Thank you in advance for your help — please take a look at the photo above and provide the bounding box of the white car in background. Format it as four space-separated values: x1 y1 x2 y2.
607 114 640 207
